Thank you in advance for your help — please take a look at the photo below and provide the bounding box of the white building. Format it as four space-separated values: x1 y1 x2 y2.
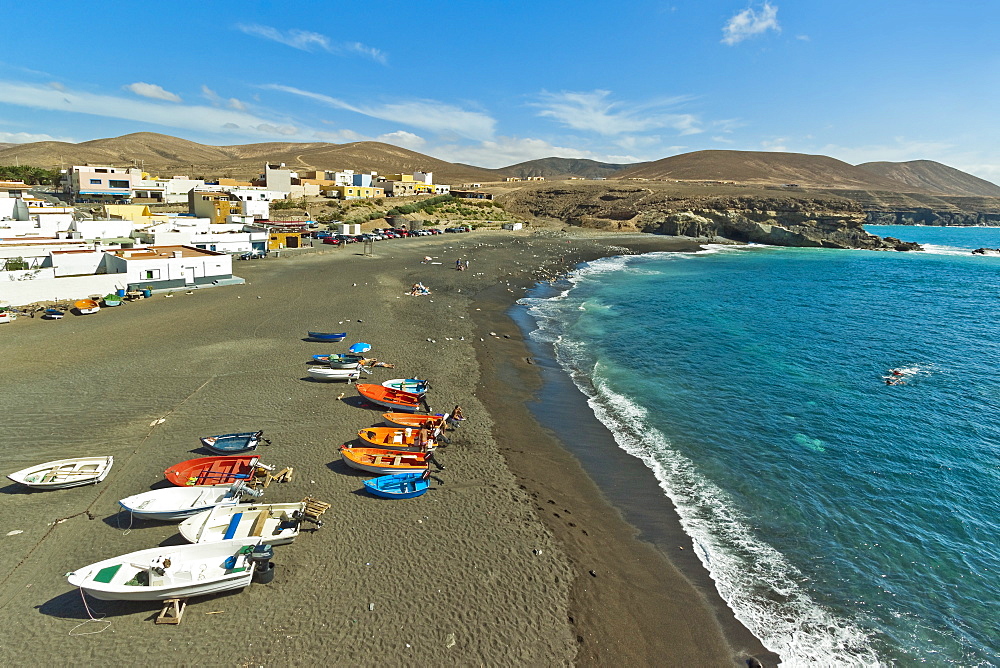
63 165 143 203
104 245 234 290
142 217 268 254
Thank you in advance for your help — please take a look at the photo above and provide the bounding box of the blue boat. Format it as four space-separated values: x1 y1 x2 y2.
200 430 271 454
308 331 347 342
348 342 372 354
382 378 430 395
362 471 430 499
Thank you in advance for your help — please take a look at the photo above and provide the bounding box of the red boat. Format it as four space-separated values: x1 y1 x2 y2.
164 455 259 487
356 384 422 412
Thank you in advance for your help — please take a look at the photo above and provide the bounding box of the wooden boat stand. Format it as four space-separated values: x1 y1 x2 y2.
156 597 187 625
253 466 294 488
301 497 331 526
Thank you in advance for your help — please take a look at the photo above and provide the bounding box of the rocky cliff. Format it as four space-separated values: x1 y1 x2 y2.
500 183 921 251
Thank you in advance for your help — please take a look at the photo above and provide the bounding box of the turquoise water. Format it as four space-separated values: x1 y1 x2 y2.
520 227 1000 666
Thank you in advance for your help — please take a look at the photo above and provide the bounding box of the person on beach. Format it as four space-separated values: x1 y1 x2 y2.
418 427 431 452
445 405 466 429
464 259 470 271
456 258 463 271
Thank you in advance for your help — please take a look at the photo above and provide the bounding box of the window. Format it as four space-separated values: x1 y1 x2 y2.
109 180 129 189
89 179 101 184
96 169 108 173
142 269 161 280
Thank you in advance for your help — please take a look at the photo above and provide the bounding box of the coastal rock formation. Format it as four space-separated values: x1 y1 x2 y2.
866 210 1000 227
501 184 922 250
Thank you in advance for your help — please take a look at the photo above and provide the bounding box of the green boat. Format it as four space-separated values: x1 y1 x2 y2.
103 294 123 307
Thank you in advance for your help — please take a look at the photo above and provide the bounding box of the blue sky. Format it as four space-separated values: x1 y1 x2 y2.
2 1 999 180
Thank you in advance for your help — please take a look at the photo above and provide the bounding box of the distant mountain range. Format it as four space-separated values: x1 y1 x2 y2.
0 132 998 198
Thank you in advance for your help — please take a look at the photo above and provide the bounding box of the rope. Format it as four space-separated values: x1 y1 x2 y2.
68 588 111 636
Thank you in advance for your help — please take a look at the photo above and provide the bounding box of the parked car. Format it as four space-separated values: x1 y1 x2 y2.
315 231 332 239
322 237 341 245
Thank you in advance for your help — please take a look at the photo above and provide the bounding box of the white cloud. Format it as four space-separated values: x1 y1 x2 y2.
818 139 955 165
377 130 426 150
722 2 780 46
236 24 387 64
0 130 75 144
228 98 246 111
761 137 789 151
124 82 182 103
313 129 367 143
264 84 496 141
534 90 701 136
201 85 221 104
0 79 306 139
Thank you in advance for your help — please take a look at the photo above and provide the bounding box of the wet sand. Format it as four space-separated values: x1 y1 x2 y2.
0 229 774 666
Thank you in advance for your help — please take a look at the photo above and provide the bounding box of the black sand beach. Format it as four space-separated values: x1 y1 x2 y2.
0 228 774 666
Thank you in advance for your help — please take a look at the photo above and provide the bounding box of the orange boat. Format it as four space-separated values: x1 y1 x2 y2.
74 298 101 315
382 413 446 429
356 384 422 412
339 446 428 475
358 427 436 451
165 455 259 487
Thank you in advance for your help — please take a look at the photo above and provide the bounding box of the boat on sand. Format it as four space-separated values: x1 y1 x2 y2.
74 298 100 314
307 331 346 342
200 430 270 454
179 501 307 545
356 384 423 412
66 538 261 601
382 412 447 429
358 426 436 451
307 366 362 382
381 378 429 395
340 446 429 475
164 455 260 487
7 456 114 490
118 483 261 521
363 471 430 499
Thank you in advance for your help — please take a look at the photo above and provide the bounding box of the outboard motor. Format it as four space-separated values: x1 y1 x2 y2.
229 481 263 499
249 543 275 584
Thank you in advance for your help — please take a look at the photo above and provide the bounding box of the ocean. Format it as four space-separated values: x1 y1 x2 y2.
517 226 1000 666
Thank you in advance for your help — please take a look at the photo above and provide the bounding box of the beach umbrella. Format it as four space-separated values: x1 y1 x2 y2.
349 342 372 354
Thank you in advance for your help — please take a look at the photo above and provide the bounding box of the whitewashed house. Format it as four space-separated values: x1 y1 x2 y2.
105 245 234 291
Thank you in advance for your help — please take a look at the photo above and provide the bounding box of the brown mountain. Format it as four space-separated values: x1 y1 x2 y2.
498 157 634 180
855 160 1000 197
0 132 499 183
615 150 915 190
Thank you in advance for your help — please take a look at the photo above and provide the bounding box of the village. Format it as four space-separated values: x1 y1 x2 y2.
0 163 523 312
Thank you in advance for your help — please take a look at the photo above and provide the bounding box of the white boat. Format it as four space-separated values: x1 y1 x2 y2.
118 482 261 522
179 501 306 545
0 311 14 324
307 366 362 382
7 456 113 490
66 539 261 601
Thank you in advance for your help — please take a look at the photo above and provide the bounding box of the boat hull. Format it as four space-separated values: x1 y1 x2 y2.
165 456 258 487
74 299 100 314
382 413 446 429
307 331 347 342
200 431 266 454
307 367 361 382
356 384 422 412
358 427 435 451
118 484 241 521
340 446 428 475
363 472 430 499
179 502 305 545
7 456 114 490
381 378 429 395
66 539 259 601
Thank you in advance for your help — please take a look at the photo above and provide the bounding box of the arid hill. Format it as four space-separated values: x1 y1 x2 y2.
0 132 499 183
855 160 1000 197
614 150 916 190
498 157 633 180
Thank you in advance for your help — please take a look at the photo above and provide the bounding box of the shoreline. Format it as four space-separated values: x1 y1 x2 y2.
0 228 773 666
463 233 777 666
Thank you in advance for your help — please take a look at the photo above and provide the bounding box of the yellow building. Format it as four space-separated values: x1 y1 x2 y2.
190 191 240 224
268 231 303 249
323 185 385 200
103 204 153 224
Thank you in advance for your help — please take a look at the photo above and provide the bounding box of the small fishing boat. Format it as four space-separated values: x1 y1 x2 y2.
102 293 122 307
7 456 114 490
179 501 307 545
307 366 362 382
382 412 447 429
312 353 369 368
42 308 65 320
348 342 372 354
358 427 436 451
363 471 430 499
307 331 347 342
66 538 262 601
356 384 423 412
74 298 101 314
340 446 429 475
118 482 261 521
165 455 260 487
0 310 13 324
381 378 430 395
200 430 271 454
